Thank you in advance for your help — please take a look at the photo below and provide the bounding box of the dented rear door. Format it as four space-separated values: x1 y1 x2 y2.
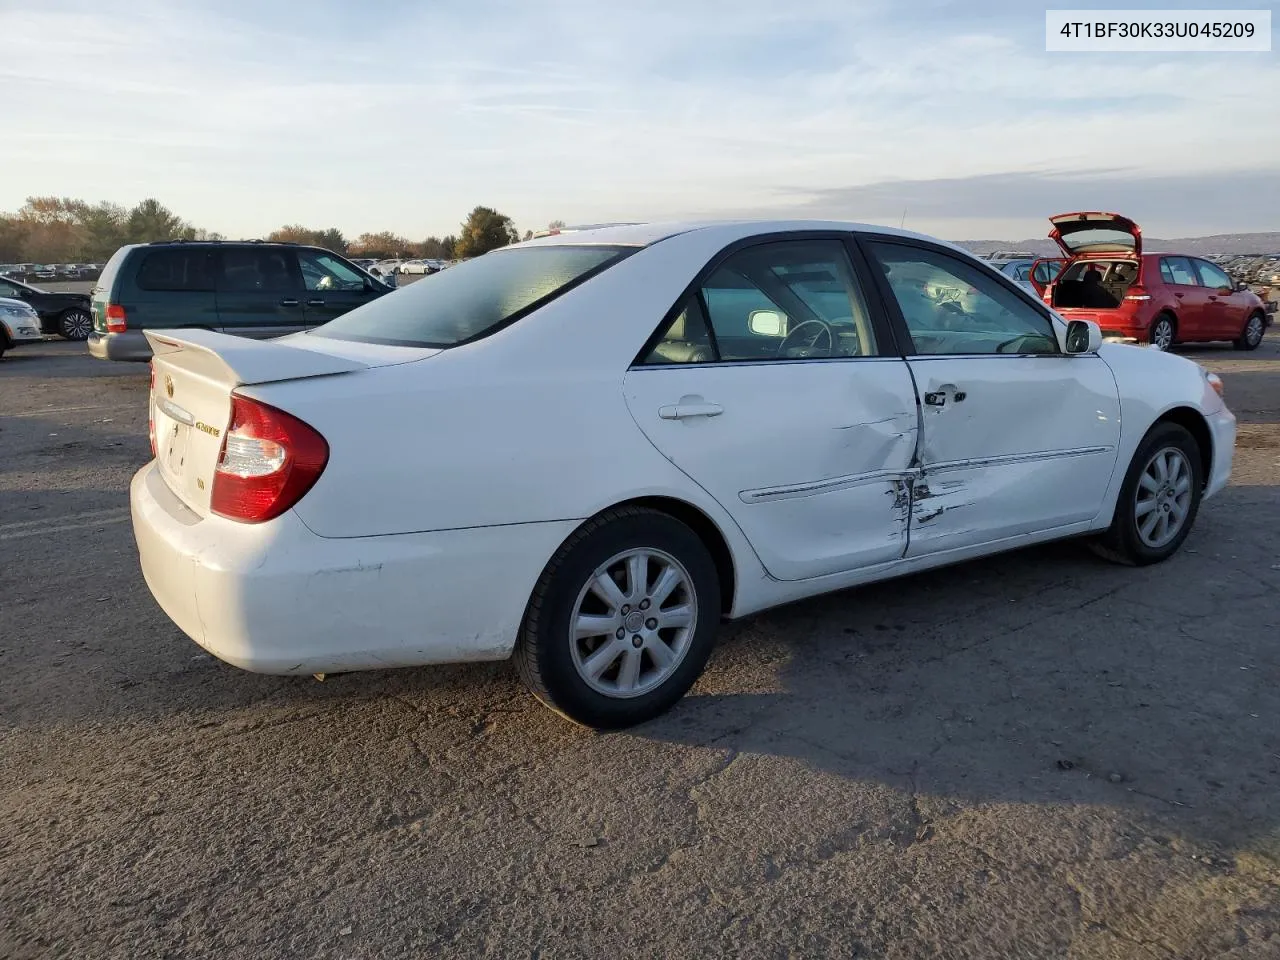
904 354 1121 556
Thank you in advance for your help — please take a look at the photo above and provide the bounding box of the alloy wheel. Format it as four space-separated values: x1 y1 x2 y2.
1150 318 1173 351
568 548 697 699
1245 315 1264 347
1134 446 1193 548
61 310 92 340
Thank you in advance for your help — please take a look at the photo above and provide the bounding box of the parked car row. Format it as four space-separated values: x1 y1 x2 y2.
1206 253 1280 287
1 216 1271 364
0 262 103 282
349 257 457 276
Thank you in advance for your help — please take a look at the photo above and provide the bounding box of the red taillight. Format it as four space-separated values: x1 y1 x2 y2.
210 395 328 523
106 304 127 333
148 362 157 458
1124 286 1151 302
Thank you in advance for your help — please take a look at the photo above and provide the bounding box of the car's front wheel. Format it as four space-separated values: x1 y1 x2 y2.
58 309 92 341
1234 312 1266 351
1090 421 1203 566
515 506 721 729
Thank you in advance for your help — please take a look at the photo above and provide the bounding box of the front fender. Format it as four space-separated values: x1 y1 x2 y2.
1092 343 1223 525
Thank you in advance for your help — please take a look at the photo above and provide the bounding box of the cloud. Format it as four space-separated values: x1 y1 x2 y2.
709 168 1280 238
1 0 1276 239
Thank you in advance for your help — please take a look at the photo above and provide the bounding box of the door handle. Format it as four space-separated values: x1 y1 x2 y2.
279 298 299 306
924 389 965 407
658 401 723 420
307 299 325 306
1174 292 1184 299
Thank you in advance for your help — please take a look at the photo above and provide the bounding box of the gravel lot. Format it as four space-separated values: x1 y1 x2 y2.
2 332 1278 959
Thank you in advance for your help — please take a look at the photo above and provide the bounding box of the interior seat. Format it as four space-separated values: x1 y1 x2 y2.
649 306 716 364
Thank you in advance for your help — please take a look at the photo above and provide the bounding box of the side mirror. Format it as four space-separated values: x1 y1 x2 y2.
1064 319 1102 354
748 309 786 336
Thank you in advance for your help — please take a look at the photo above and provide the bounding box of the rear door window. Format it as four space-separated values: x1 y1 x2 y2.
1160 257 1199 286
218 248 301 293
135 249 216 291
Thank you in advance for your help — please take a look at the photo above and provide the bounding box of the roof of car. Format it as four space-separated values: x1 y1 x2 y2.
510 219 971 253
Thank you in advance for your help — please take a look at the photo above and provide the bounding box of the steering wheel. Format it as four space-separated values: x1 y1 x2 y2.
777 318 834 358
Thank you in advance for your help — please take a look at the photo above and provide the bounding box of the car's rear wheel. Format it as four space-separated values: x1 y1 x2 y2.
58 309 92 341
514 506 721 729
1149 314 1176 351
1234 312 1265 351
1089 421 1203 566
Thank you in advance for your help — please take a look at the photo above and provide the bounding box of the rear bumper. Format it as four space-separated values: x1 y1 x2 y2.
1204 406 1236 501
88 330 153 361
130 462 576 674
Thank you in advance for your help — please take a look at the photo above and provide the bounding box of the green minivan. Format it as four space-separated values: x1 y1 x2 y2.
88 241 395 361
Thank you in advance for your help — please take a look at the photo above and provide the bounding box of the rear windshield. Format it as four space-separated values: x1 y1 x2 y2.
311 244 635 348
1059 228 1135 251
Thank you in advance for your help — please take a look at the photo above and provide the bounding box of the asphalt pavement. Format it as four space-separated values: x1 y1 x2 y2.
2 334 1278 959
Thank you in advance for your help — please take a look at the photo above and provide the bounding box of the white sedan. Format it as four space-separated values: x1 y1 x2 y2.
131 221 1236 728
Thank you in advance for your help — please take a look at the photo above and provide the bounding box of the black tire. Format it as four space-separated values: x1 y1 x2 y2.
58 309 92 341
1089 421 1203 566
1149 314 1176 351
515 506 721 729
1234 312 1266 351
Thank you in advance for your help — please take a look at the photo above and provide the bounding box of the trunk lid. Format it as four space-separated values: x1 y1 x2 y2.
1048 212 1141 258
145 329 436 516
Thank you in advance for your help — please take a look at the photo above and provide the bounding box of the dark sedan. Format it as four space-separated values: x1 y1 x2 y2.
0 275 93 340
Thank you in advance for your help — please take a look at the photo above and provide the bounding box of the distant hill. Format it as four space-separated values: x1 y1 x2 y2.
956 233 1280 257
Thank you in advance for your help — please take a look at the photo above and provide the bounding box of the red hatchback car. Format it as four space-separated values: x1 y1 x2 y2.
1041 212 1270 351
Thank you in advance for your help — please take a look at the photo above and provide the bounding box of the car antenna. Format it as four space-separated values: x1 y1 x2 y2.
900 208 907 229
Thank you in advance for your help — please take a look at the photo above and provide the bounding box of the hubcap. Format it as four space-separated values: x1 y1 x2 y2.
1151 320 1172 350
569 548 697 699
1134 447 1192 548
1246 315 1263 345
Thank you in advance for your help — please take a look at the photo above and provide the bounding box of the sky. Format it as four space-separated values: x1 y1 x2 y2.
1 0 1278 241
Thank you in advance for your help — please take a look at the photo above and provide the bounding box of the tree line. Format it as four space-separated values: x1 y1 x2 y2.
0 198 561 264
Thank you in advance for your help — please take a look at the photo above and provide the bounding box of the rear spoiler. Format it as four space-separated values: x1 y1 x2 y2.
145 329 367 388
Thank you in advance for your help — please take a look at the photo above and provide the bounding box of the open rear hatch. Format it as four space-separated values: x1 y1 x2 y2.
1048 212 1141 258
145 329 434 517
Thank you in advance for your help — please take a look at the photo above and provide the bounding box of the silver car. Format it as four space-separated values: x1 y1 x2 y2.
0 296 44 358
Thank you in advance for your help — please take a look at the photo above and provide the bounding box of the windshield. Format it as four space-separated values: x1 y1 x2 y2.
1057 228 1135 252
2 276 43 295
312 245 635 348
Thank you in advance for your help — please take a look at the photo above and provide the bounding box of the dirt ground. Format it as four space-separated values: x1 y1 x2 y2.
1 333 1278 959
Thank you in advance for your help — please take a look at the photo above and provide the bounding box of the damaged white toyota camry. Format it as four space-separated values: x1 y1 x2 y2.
132 221 1236 728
